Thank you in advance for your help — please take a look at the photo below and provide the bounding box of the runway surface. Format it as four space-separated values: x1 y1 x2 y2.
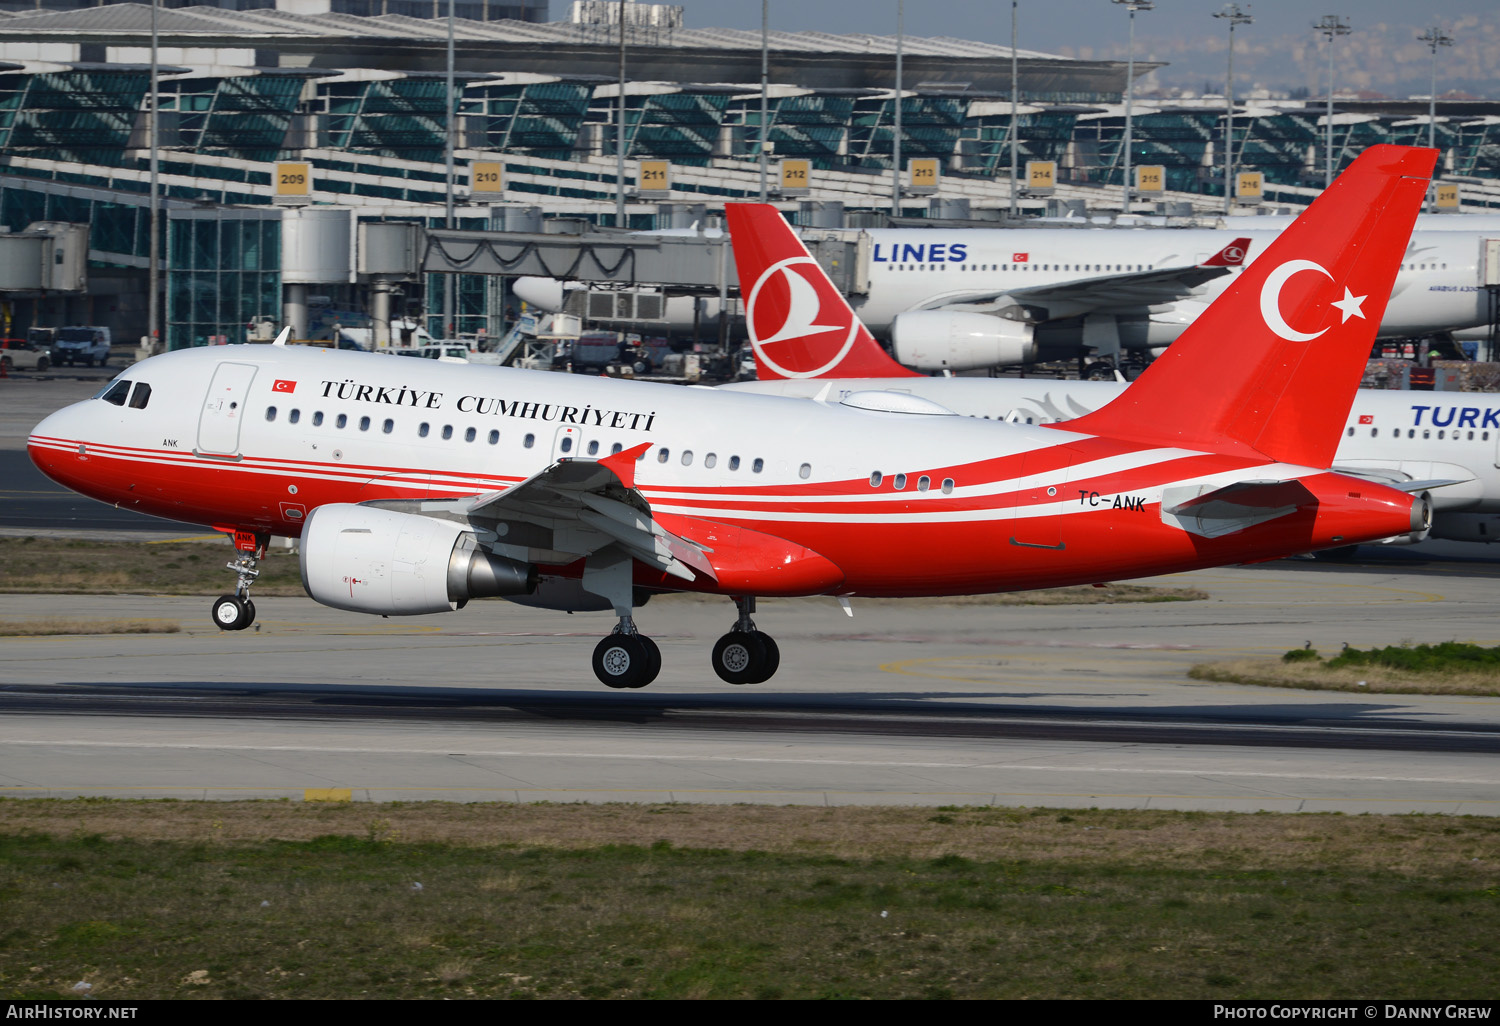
4 371 1500 813
3 572 1499 813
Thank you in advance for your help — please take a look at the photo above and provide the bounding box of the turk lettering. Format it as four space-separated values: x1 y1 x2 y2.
319 379 657 432
1409 405 1500 430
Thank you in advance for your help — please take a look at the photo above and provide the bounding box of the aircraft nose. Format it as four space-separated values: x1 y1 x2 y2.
28 404 92 488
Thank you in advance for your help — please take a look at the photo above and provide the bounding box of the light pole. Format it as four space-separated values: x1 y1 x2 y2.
759 0 769 203
891 0 903 217
616 0 627 228
148 0 159 353
444 0 455 339
1112 0 1153 213
1418 25 1452 212
1213 4 1252 216
1313 14 1351 189
1009 0 1019 219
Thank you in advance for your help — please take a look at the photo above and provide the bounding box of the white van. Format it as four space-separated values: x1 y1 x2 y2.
52 326 112 367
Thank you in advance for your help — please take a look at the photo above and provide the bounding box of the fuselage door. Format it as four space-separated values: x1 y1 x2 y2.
1009 443 1078 551
552 425 581 461
197 361 259 455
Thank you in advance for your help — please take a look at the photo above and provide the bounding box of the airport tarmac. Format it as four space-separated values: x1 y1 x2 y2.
2 569 1498 813
3 367 1499 814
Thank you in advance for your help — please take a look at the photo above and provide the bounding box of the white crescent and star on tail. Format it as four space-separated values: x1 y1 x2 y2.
1259 259 1368 342
746 257 860 378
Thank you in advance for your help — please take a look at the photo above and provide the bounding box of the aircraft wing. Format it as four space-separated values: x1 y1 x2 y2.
932 264 1233 319
365 442 716 584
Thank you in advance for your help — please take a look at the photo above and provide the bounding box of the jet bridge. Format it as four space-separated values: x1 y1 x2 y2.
420 224 871 296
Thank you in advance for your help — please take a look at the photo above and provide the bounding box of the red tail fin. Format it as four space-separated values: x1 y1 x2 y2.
1062 145 1435 468
1202 236 1252 267
724 203 919 380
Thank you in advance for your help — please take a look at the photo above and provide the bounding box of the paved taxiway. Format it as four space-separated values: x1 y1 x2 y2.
3 370 1499 813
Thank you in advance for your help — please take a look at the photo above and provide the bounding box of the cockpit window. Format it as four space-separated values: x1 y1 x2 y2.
99 380 130 406
127 382 151 410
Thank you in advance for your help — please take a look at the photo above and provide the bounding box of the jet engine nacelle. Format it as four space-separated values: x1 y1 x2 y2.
300 503 537 615
890 311 1036 371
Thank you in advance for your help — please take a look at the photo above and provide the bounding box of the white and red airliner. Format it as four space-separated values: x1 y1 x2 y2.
29 146 1435 689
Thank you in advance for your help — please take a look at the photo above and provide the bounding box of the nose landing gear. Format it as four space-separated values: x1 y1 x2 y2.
711 596 780 685
212 529 267 631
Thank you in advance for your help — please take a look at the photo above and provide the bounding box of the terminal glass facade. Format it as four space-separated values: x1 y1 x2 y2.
166 209 280 351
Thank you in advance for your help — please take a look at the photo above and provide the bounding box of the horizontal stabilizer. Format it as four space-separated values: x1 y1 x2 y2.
1160 479 1315 539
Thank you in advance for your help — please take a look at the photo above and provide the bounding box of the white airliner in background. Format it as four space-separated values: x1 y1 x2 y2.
720 199 1500 550
28 146 1436 687
513 218 1496 373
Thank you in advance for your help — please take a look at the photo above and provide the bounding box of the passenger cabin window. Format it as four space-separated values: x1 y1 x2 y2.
489 430 500 445
128 383 151 410
442 425 453 440
465 427 476 442
658 448 670 463
752 458 764 473
288 409 300 425
384 419 394 434
524 433 535 448
312 412 324 426
704 453 716 468
894 473 907 490
611 442 623 455
729 456 741 471
265 405 277 421
870 471 882 487
560 436 573 453
799 463 811 479
941 478 954 494
359 416 371 432
336 414 347 429
419 423 430 437
917 475 930 492
587 440 600 456
681 450 693 466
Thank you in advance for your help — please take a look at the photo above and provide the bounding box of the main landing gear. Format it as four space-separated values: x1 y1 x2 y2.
710 597 780 685
592 617 661 689
212 529 267 632
582 547 782 689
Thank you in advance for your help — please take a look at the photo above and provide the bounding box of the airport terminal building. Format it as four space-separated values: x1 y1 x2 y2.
0 0 1495 350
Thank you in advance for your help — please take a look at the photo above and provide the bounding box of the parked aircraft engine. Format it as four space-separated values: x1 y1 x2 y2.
300 503 536 615
890 311 1036 371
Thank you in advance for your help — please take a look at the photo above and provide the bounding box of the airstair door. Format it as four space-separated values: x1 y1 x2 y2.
197 362 258 455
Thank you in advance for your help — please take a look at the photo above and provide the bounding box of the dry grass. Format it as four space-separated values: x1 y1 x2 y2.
0 536 305 596
0 537 1206 605
662 584 1208 607
1190 658 1500 696
0 618 180 637
0 800 1493 874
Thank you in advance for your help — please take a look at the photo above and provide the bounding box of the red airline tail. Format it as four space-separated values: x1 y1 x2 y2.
1201 237 1252 267
1062 145 1435 469
724 204 920 380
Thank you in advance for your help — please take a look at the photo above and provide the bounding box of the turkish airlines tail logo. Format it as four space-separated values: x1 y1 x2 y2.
724 204 918 380
1201 237 1252 267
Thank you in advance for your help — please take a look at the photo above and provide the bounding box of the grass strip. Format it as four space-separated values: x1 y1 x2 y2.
0 537 1205 605
0 618 179 637
1192 641 1500 695
0 801 1495 1000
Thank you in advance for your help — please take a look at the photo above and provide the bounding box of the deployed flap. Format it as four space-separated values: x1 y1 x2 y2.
369 443 715 584
1160 479 1315 539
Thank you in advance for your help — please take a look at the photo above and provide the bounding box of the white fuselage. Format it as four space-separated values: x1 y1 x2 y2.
514 224 1494 346
726 374 1500 539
